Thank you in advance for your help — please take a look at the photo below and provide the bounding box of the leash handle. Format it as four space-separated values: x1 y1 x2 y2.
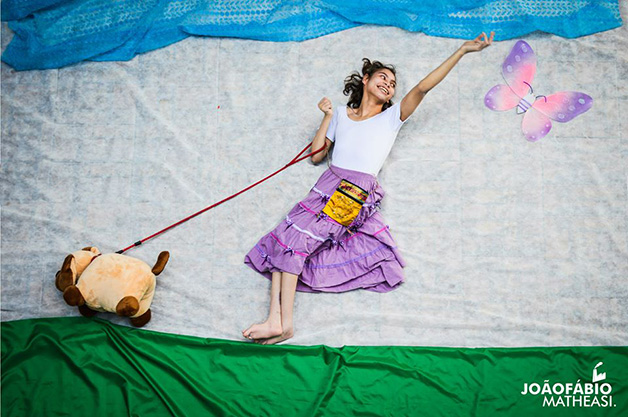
117 141 326 254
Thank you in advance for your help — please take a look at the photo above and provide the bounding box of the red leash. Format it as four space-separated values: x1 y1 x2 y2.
116 142 326 254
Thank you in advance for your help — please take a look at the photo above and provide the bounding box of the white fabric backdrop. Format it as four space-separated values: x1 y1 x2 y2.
2 6 627 347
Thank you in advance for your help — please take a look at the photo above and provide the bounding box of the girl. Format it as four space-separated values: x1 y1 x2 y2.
243 32 494 344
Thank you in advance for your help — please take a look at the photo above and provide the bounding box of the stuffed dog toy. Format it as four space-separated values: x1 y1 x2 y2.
55 247 169 327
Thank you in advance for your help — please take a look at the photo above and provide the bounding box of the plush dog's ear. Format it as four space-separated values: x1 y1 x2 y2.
55 254 76 291
81 246 100 255
61 254 74 272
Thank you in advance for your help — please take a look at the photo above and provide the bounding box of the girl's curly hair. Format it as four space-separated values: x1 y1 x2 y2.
343 58 396 111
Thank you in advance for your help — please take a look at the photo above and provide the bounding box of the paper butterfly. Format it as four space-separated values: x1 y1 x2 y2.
484 40 593 142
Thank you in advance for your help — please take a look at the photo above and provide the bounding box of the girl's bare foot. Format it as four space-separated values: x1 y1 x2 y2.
242 321 282 341
257 328 294 345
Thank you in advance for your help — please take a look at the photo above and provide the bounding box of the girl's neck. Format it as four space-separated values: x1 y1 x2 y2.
352 95 385 119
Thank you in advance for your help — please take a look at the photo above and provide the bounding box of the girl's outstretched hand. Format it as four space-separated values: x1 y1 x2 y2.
459 31 494 54
318 97 333 116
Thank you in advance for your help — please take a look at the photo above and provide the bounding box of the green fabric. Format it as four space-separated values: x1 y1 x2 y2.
2 317 627 416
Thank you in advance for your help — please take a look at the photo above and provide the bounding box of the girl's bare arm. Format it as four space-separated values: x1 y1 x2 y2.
400 32 494 121
311 97 334 164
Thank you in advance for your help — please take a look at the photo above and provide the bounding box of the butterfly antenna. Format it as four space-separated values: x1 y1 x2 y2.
523 81 533 94
536 94 547 103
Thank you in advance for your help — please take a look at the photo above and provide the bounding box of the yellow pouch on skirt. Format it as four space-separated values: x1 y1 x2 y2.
322 180 369 227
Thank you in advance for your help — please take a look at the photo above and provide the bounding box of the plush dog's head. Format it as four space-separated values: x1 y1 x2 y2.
55 247 102 291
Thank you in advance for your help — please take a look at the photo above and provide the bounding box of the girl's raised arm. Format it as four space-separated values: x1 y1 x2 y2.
400 32 494 121
311 97 334 164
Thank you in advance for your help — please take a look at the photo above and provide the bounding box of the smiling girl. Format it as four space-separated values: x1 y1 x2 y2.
243 32 494 344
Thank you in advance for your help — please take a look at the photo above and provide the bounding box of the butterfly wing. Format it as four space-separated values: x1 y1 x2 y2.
484 84 522 111
521 107 552 142
531 92 593 122
485 40 537 112
502 40 537 98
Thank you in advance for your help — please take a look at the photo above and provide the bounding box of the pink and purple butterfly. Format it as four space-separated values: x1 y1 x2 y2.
484 40 593 142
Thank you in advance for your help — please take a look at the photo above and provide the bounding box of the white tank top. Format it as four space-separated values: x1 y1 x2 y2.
325 102 406 176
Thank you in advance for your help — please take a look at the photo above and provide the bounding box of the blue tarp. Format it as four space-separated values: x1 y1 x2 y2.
1 1 623 70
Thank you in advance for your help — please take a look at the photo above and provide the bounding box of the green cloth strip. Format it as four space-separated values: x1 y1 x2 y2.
2 317 626 416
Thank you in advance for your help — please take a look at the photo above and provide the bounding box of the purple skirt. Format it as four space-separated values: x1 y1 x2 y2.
244 165 405 293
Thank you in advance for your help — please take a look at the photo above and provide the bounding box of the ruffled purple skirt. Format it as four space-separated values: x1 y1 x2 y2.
244 165 405 293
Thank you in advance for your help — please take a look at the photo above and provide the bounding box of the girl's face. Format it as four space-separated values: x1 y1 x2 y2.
364 69 396 102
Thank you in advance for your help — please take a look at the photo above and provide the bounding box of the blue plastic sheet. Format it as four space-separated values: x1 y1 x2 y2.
1 1 623 70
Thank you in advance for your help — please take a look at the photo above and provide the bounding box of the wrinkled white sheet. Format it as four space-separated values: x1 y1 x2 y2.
2 8 627 347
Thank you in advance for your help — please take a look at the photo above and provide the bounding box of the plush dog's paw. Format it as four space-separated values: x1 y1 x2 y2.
78 304 97 318
130 309 152 327
116 296 140 317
